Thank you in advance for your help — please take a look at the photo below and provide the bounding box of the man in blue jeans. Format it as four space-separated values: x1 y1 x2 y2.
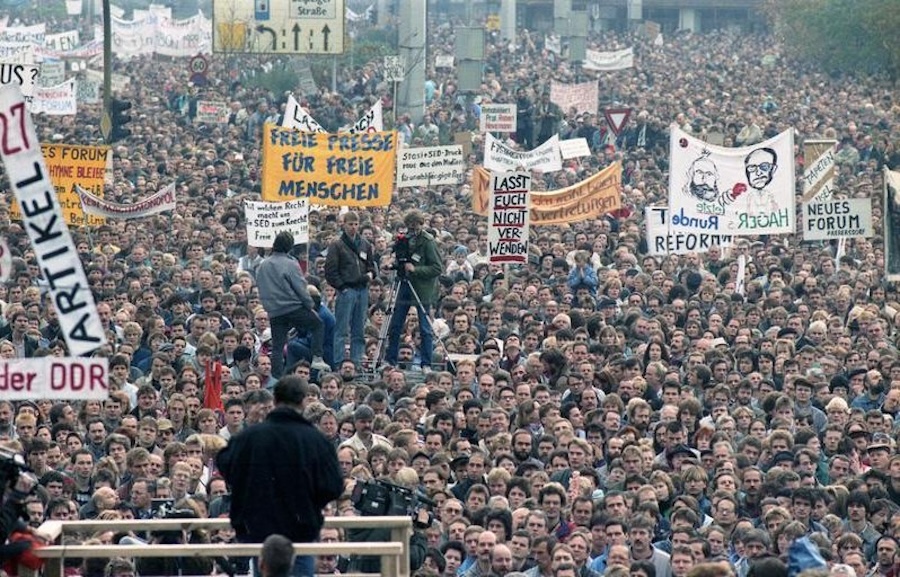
384 210 443 370
256 231 330 376
324 211 376 369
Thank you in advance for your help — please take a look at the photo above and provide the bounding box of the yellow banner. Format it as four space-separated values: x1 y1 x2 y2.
472 162 622 225
11 144 108 226
261 123 396 207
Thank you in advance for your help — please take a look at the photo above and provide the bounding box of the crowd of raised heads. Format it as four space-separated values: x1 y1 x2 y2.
0 6 898 577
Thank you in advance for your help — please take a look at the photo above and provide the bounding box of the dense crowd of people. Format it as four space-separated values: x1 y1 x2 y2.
0 3 898 577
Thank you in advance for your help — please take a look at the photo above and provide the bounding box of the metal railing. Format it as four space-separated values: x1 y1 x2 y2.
33 516 413 577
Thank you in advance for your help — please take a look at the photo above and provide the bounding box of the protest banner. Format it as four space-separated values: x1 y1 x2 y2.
195 100 230 124
582 47 634 71
484 133 562 173
261 124 397 208
0 63 39 97
31 78 76 115
545 34 561 54
76 76 101 104
11 144 109 225
0 24 45 46
397 145 465 188
801 140 837 202
645 206 733 255
38 60 65 87
559 138 591 159
549 81 598 116
668 126 795 237
0 237 10 284
0 357 109 400
802 199 872 241
44 30 80 52
472 162 622 225
343 100 384 134
434 54 454 69
0 85 107 356
155 13 211 58
480 103 517 133
245 199 310 247
489 172 530 265
75 183 176 219
284 95 383 134
283 94 326 133
0 42 36 64
885 169 900 280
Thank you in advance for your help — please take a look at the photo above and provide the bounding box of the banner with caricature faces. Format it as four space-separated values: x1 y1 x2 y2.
668 126 795 237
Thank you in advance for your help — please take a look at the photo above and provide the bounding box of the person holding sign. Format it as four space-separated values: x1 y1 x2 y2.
384 210 443 371
324 211 376 369
256 231 330 377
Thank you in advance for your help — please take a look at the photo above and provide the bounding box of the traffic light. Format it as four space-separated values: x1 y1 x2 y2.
110 99 132 142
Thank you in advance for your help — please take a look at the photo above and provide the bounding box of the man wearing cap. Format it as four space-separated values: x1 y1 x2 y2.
255 231 330 377
339 405 392 456
385 210 443 370
217 376 342 577
325 211 376 370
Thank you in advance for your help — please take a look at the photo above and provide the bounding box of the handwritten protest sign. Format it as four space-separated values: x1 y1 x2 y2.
397 145 464 188
803 199 873 241
484 133 561 173
11 144 108 225
472 162 622 225
0 85 107 356
559 138 591 159
245 199 310 247
801 140 837 202
549 81 598 116
261 124 397 208
668 127 795 237
489 172 530 264
31 78 76 115
480 103 517 133
195 100 229 124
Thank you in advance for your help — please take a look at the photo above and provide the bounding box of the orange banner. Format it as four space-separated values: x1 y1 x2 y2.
472 162 622 225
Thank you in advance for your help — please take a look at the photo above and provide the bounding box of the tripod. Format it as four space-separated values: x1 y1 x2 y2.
368 271 454 378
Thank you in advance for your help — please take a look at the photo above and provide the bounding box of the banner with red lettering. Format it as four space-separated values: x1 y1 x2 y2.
75 183 176 219
0 357 108 400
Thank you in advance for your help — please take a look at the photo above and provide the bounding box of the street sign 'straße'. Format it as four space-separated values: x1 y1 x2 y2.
213 0 345 55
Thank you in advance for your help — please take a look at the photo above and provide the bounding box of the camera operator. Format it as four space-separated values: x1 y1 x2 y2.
347 467 428 574
385 210 443 370
134 503 214 576
0 449 45 565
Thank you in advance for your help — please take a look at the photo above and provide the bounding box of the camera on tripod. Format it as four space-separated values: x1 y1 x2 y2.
0 446 36 497
392 232 413 276
350 478 434 524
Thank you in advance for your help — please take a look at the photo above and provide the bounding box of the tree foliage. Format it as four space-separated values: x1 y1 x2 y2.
764 0 900 78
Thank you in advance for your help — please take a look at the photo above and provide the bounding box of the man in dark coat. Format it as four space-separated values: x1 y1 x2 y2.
217 375 343 577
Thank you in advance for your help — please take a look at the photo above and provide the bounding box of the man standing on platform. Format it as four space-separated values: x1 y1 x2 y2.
256 231 330 376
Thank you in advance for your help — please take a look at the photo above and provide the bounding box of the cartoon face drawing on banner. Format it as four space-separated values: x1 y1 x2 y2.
745 147 777 190
683 150 720 202
741 147 779 216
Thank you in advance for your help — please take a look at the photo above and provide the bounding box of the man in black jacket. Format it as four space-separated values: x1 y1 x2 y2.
217 376 343 577
324 211 376 369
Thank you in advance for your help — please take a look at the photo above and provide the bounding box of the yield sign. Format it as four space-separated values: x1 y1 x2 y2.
604 107 632 136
